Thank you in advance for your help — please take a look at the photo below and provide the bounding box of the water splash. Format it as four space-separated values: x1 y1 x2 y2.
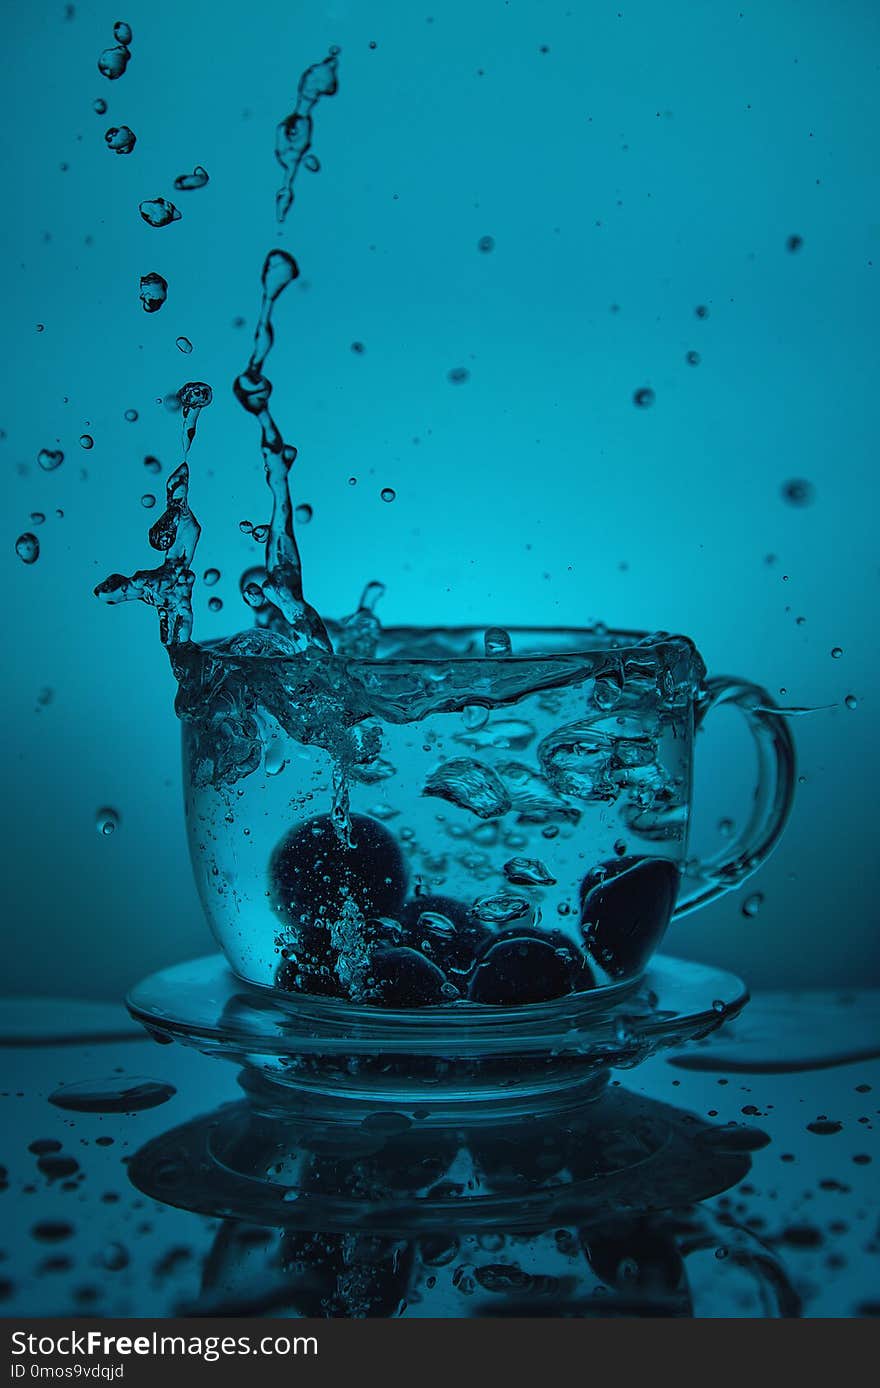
94 383 211 648
274 46 340 223
232 250 332 653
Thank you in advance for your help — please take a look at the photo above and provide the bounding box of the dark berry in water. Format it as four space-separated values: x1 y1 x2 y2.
365 947 449 1007
579 856 679 980
270 813 408 924
582 1222 684 1293
400 894 492 977
468 929 594 1005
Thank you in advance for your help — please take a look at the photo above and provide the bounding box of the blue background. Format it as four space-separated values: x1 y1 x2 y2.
3 0 877 999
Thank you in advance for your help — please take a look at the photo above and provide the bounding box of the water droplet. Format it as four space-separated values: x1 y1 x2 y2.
718 816 734 837
448 366 470 384
15 533 39 564
685 350 700 365
173 165 209 191
470 893 532 925
138 197 181 228
742 891 764 918
101 1241 130 1271
294 503 313 525
782 478 814 507
478 235 495 253
845 694 858 711
98 45 130 81
695 304 709 318
203 567 220 586
178 381 212 410
807 1118 842 1136
36 323 45 333
95 807 119 836
93 98 108 115
79 434 94 449
712 998 726 1013
786 233 804 253
503 856 556 886
633 387 655 407
113 21 133 45
176 336 193 354
30 512 45 526
104 125 136 154
37 448 64 471
124 408 138 422
484 626 512 657
208 596 223 612
239 519 253 534
140 493 156 508
251 524 269 544
831 647 843 659
380 487 396 502
242 581 265 608
351 341 365 354
49 1076 176 1114
139 272 168 313
143 455 161 474
304 153 320 172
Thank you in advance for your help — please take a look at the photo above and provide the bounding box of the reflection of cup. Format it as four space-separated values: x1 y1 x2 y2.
181 626 795 999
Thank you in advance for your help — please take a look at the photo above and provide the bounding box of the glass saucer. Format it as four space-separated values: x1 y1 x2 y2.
127 953 747 1111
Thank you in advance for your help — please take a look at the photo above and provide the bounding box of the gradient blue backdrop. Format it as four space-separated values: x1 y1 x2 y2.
2 0 877 998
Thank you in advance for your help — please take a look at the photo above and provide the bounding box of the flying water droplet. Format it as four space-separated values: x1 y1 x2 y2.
685 350 700 365
781 478 814 507
139 272 168 312
16 533 40 564
173 165 209 191
124 408 138 422
448 366 469 384
96 808 119 835
113 21 133 45
98 45 130 80
37 448 64 472
478 235 495 252
176 336 193 354
208 596 223 612
633 387 655 408
831 646 843 659
79 434 94 449
274 47 340 223
104 125 136 154
742 891 764 918
93 98 108 115
380 487 396 502
294 503 313 525
139 197 181 228
143 454 161 474
140 493 156 509
203 567 220 586
845 694 858 711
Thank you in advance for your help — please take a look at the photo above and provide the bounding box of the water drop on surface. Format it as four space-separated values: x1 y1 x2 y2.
484 626 512 657
176 336 193 354
104 125 136 154
139 272 167 313
16 533 40 564
79 434 94 449
138 197 181 228
742 892 764 918
95 808 119 836
37 448 64 471
49 1077 176 1114
380 487 396 503
633 387 655 408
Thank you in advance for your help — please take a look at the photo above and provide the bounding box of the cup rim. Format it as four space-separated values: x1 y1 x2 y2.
202 625 700 668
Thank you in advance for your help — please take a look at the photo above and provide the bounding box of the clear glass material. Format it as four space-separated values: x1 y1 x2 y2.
181 627 795 1002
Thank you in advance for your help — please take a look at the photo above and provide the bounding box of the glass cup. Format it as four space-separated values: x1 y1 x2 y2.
180 626 795 1005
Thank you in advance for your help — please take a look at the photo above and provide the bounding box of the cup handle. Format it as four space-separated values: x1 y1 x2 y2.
672 676 797 919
